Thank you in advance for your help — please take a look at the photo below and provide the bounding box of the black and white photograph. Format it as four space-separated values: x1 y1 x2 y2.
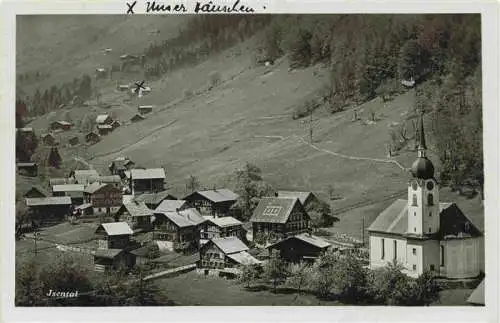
2 1 499 322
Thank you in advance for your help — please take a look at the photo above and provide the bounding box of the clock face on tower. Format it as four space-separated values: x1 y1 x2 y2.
426 181 434 190
412 181 418 190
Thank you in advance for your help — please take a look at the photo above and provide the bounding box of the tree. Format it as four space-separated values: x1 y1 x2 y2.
15 260 46 306
331 252 371 303
306 200 334 227
239 264 261 288
370 260 412 305
410 271 441 306
263 250 288 292
309 249 336 298
286 262 310 294
48 147 62 169
78 74 92 100
185 175 201 194
234 162 273 221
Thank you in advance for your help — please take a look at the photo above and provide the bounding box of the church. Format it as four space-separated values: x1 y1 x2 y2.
367 115 484 279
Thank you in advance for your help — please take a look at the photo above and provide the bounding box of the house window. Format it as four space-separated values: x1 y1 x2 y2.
412 264 417 271
427 194 434 206
429 228 432 233
393 240 397 260
381 238 385 259
430 264 435 271
440 245 445 266
414 227 416 232
412 248 416 255
414 212 416 217
412 194 418 206
429 212 432 217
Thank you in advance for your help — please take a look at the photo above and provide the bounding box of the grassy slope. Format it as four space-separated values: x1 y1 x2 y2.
17 19 484 240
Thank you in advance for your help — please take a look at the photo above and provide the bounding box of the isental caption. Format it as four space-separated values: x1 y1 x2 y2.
126 0 266 14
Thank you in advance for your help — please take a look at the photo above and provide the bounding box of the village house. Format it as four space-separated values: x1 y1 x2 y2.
16 127 34 135
108 157 135 178
115 201 153 231
152 208 205 252
110 120 121 130
367 116 484 279
74 203 93 217
130 113 145 123
85 132 100 144
138 105 154 115
276 191 320 209
97 124 113 136
93 222 136 272
98 175 122 189
96 114 113 125
41 133 57 146
250 197 311 243
24 185 49 198
198 236 261 276
71 169 100 185
133 191 178 209
84 182 123 216
126 168 166 195
68 136 79 147
117 83 130 92
154 199 190 213
266 233 331 263
25 196 72 223
49 177 75 186
50 121 72 131
183 189 239 217
52 184 85 205
95 68 108 79
199 216 245 246
17 163 38 177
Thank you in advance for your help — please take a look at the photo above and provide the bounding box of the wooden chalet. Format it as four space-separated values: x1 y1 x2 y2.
74 203 93 216
24 185 49 198
41 133 57 146
138 105 154 115
199 237 261 276
117 84 130 92
266 233 331 263
50 121 72 131
96 114 113 125
110 120 121 130
52 184 85 205
130 113 145 123
84 182 122 216
49 177 75 186
183 189 239 217
152 208 205 252
98 175 122 189
154 199 189 213
126 168 166 195
16 127 34 135
115 201 153 231
68 136 79 146
85 132 100 144
199 216 245 246
97 124 113 136
250 197 311 243
25 196 72 223
71 169 100 185
133 191 177 209
17 163 38 177
108 157 135 177
93 222 136 272
276 191 320 209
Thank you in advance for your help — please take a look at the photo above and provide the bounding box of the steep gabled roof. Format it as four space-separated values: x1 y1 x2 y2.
24 185 50 197
210 236 249 255
52 184 85 192
26 196 72 206
203 216 242 228
155 199 188 213
121 201 153 217
250 197 308 224
184 189 239 203
97 222 133 236
130 168 165 180
134 191 177 206
84 182 108 194
227 251 262 265
277 191 316 205
155 208 205 228
268 233 331 250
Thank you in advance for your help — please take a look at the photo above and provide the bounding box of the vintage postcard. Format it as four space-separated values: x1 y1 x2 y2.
1 0 498 322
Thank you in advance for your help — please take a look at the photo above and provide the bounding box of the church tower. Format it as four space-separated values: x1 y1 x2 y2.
407 113 440 236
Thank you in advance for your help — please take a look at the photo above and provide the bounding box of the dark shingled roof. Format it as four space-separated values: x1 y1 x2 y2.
268 233 331 250
94 248 123 259
210 236 249 254
24 185 50 198
250 197 308 224
368 199 483 239
134 191 177 206
184 189 238 203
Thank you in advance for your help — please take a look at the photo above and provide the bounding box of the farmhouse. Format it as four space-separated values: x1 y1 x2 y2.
155 199 189 213
267 233 331 263
250 197 311 243
96 114 113 125
115 201 153 231
85 132 100 144
74 203 93 216
93 222 136 272
72 169 100 185
49 177 75 186
52 184 85 205
41 133 56 146
127 168 166 195
152 208 205 252
117 84 130 92
199 216 245 246
276 191 320 209
111 120 121 130
93 249 135 273
109 157 135 177
98 175 122 189
367 116 484 279
84 182 123 216
68 136 79 146
97 124 113 136
50 121 72 131
24 185 49 198
17 163 38 177
183 189 239 217
199 237 261 275
133 191 178 209
25 196 72 223
130 113 145 123
138 105 154 115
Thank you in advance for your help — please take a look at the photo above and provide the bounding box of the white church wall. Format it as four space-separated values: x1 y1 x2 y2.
406 242 423 278
369 233 407 270
442 237 482 279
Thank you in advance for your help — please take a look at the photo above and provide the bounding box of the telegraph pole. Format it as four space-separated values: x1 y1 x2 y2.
309 109 313 144
362 217 365 247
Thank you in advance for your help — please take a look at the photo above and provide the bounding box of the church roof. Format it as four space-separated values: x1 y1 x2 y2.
367 199 482 239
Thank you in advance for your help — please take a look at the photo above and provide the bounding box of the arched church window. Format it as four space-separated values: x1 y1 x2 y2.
427 194 434 206
412 194 418 206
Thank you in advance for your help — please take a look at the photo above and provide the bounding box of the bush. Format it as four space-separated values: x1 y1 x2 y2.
183 89 194 100
208 71 222 89
292 99 319 120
